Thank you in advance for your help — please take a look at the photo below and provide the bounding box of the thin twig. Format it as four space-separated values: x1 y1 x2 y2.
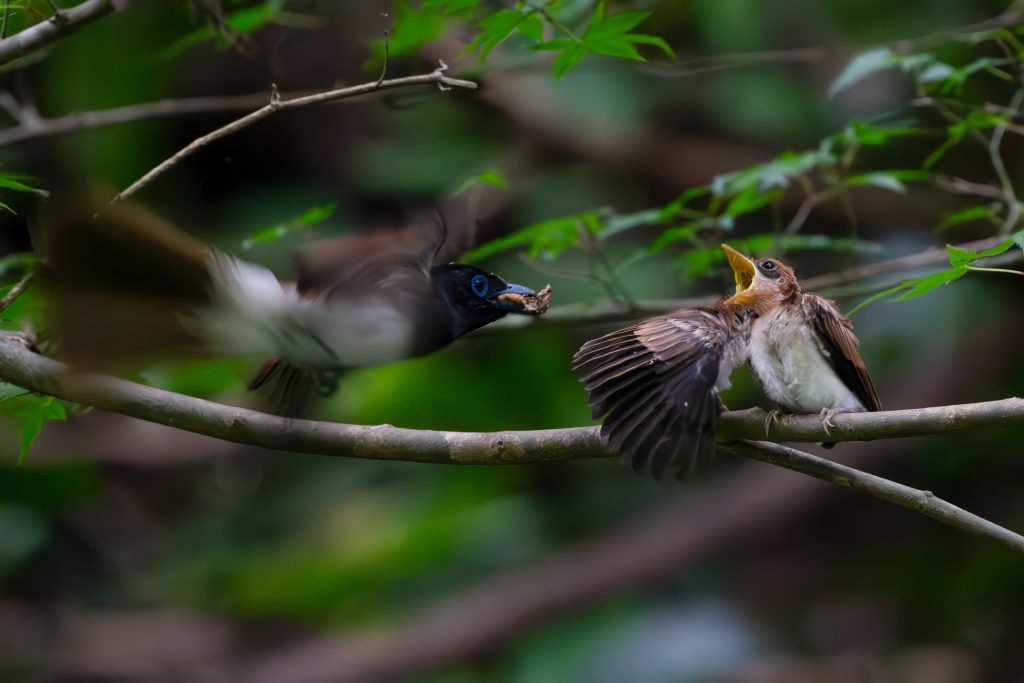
723 440 1024 554
112 62 478 202
991 89 1024 235
0 0 112 66
0 271 33 314
0 91 310 147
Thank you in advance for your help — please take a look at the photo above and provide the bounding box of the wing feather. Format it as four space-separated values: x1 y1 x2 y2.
802 293 881 411
572 307 746 479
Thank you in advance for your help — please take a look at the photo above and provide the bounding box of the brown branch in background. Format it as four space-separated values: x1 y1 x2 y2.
0 0 113 66
0 92 284 147
112 61 478 202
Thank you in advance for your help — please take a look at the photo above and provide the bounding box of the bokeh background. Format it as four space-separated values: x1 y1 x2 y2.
1 1 1023 681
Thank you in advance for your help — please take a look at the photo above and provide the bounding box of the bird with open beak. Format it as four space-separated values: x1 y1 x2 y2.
721 244 880 445
572 257 756 479
572 244 880 478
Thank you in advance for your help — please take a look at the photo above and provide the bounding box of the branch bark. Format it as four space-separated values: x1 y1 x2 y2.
1 335 1022 464
112 61 477 202
0 0 114 66
0 92 281 147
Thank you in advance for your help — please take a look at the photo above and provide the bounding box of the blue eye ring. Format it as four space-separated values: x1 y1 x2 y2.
470 274 489 297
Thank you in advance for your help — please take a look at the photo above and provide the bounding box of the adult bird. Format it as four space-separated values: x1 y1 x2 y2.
40 199 549 411
572 269 756 479
720 244 880 444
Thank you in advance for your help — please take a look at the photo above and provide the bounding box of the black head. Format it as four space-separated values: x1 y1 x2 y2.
431 264 537 338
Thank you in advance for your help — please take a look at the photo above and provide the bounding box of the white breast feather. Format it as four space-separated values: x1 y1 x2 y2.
749 308 864 414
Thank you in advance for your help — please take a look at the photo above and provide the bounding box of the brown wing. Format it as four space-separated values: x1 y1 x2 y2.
572 307 745 479
802 293 881 411
295 212 446 299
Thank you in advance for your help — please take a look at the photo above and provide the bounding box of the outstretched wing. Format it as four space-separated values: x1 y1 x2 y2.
802 293 881 412
572 307 746 479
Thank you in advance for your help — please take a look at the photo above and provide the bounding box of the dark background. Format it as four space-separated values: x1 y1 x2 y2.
0 1 1022 681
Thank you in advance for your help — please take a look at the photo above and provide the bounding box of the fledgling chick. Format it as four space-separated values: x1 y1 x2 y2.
721 244 880 445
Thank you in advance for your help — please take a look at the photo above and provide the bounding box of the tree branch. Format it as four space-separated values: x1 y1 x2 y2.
722 440 1024 553
0 334 1021 462
0 91 282 147
0 0 114 67
112 61 477 202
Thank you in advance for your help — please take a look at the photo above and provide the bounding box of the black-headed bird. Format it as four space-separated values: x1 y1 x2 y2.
40 200 550 410
720 244 880 444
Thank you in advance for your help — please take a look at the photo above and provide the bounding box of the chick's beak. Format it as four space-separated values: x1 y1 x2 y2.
721 244 757 293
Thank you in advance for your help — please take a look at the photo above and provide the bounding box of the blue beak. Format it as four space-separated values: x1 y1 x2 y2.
489 283 537 313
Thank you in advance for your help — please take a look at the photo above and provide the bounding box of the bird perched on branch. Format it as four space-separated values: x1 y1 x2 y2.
573 244 879 478
720 244 880 446
40 199 551 412
572 270 754 479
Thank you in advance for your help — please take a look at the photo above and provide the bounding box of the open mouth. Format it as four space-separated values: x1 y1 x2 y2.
720 244 757 293
493 283 553 315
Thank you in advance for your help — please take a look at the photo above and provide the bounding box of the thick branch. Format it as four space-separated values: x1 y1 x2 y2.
112 61 477 202
3 333 1021 559
0 335 1021 463
0 0 113 66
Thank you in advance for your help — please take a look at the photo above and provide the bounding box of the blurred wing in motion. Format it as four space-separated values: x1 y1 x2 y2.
572 307 748 479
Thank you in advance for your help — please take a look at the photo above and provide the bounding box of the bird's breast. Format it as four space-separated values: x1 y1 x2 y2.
749 307 864 413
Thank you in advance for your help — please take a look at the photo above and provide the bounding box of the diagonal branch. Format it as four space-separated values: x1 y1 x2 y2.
0 0 114 66
722 440 1024 553
112 61 477 202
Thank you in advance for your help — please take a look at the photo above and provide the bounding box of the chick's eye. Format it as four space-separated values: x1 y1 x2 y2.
761 260 776 271
470 274 489 297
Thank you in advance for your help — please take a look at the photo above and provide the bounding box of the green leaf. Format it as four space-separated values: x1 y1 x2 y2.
844 120 929 147
648 217 719 254
467 8 528 60
451 169 508 196
0 253 36 278
845 172 910 193
423 0 480 14
935 205 997 232
713 149 829 196
242 203 336 250
625 33 676 59
584 10 651 39
552 43 586 78
724 187 783 217
829 47 899 96
0 175 48 197
0 389 67 464
657 186 711 221
462 212 599 261
847 266 969 314
517 13 545 42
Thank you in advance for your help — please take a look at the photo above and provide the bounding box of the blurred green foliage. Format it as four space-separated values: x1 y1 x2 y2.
0 1 1022 681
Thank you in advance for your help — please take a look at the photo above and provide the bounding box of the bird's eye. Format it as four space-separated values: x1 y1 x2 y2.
470 274 489 297
761 260 776 271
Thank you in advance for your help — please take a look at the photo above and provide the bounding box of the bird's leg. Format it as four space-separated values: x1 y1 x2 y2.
763 408 786 437
715 395 729 413
819 407 840 436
